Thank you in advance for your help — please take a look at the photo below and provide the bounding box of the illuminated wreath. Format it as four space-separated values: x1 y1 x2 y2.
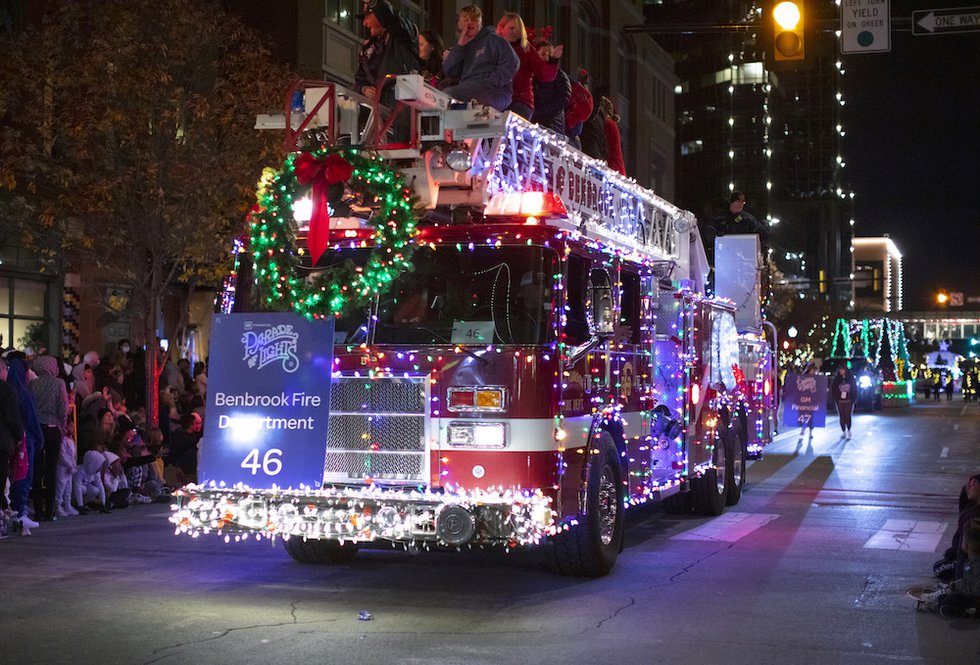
249 148 419 319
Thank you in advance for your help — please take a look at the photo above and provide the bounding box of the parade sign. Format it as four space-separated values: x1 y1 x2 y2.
198 313 334 489
783 373 828 428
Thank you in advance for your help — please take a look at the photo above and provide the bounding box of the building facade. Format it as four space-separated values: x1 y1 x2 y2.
852 236 903 313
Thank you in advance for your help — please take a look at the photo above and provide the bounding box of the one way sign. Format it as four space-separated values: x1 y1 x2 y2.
913 6 980 35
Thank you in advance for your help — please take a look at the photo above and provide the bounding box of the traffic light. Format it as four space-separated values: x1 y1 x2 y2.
772 1 805 61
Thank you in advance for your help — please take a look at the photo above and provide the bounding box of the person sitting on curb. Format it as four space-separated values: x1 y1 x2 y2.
935 473 980 583
919 520 980 617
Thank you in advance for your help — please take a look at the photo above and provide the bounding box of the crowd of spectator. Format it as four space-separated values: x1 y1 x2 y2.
1 341 206 537
355 0 626 175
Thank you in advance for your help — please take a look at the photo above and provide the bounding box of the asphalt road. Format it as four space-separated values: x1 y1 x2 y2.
4 399 980 665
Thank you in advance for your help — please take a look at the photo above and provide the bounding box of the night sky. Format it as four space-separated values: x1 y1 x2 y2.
841 0 980 311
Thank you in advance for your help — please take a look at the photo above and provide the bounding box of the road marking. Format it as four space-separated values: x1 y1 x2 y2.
673 512 780 543
954 424 960 431
863 519 947 552
941 447 949 458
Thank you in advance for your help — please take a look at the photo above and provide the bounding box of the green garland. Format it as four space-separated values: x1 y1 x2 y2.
249 148 418 318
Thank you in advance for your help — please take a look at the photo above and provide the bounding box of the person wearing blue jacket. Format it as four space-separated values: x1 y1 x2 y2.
0 357 25 517
440 5 519 112
5 355 44 527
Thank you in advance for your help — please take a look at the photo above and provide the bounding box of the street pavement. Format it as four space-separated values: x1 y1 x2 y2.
3 399 980 665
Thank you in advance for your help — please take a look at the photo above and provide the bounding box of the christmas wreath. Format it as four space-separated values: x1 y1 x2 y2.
249 148 419 318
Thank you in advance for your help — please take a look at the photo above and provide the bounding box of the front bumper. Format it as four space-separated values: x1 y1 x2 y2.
171 483 554 547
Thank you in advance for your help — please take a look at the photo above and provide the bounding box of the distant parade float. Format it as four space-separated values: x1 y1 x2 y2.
828 317 914 406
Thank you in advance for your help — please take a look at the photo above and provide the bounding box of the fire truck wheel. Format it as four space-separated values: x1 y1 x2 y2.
725 427 746 506
282 537 360 565
550 434 625 577
692 439 728 516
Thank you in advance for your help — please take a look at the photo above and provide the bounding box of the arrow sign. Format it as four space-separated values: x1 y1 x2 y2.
913 6 980 35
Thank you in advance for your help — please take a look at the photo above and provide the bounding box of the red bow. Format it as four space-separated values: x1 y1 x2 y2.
293 152 354 266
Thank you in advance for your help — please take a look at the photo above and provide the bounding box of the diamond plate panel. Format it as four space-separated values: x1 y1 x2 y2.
322 451 425 480
324 376 428 483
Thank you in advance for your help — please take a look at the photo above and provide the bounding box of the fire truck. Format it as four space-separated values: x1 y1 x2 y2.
172 76 778 576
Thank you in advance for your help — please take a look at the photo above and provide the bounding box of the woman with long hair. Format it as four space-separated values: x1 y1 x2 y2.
418 29 444 83
599 96 626 176
495 12 562 119
831 365 858 439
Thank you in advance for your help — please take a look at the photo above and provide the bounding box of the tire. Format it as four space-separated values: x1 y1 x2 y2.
282 537 360 564
726 427 746 506
550 433 625 577
692 436 728 516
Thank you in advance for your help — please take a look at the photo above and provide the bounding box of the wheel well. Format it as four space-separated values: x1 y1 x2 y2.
589 420 627 484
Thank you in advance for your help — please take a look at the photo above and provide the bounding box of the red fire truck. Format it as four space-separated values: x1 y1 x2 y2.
173 77 777 576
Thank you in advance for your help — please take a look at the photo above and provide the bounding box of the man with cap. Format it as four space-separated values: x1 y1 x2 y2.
701 190 771 270
354 0 419 142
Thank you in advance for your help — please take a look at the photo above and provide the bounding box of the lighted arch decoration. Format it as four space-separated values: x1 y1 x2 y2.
248 149 419 319
829 317 911 380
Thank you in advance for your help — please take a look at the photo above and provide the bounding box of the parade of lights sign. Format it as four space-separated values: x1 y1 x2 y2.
198 313 335 489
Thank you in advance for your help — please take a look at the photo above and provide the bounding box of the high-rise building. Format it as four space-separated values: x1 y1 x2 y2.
643 0 854 307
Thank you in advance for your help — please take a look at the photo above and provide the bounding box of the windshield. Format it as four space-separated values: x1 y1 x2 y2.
372 245 559 345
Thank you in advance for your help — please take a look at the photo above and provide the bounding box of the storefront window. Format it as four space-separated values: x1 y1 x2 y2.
327 0 356 32
0 277 48 350
13 279 45 317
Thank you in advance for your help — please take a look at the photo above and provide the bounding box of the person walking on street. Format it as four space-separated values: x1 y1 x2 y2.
831 365 858 440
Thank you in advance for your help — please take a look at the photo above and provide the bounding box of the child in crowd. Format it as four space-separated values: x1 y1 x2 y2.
55 427 79 517
74 440 111 513
102 448 130 508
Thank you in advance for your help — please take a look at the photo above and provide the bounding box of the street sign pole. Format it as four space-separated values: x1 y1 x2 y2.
841 0 891 54
913 6 980 35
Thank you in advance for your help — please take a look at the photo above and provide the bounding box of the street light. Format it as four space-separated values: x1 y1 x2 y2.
772 1 805 62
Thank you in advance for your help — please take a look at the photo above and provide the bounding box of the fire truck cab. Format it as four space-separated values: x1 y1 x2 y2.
172 77 777 576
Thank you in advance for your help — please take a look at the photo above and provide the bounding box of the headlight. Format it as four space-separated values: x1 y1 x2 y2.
858 375 872 389
448 421 507 448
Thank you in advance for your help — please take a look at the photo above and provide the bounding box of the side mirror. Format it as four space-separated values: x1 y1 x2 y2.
589 269 615 337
